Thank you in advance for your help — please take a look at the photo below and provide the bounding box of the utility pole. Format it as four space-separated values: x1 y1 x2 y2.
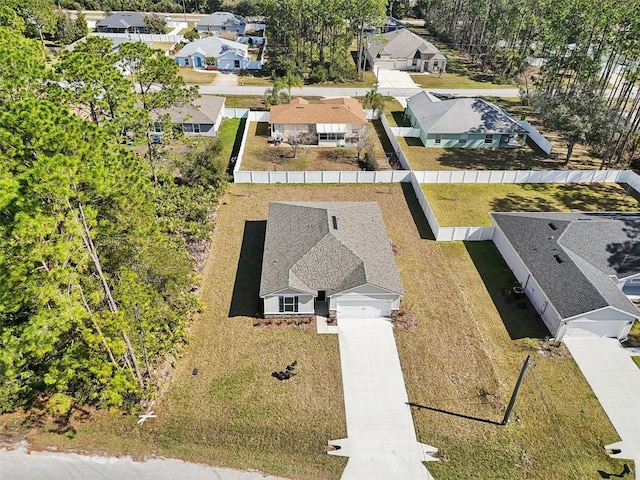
502 355 532 426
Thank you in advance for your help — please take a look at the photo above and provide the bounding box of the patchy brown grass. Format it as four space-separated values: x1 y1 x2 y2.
239 122 392 171
423 182 640 226
9 183 627 480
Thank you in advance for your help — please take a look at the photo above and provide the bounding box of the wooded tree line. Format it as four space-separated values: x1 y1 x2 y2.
0 24 228 415
263 0 386 81
420 0 640 167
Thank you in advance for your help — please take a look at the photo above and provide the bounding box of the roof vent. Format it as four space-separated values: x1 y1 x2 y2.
331 215 338 230
548 222 558 230
554 254 564 264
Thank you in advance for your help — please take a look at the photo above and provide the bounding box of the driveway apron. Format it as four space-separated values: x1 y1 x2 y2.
564 337 640 467
329 316 437 479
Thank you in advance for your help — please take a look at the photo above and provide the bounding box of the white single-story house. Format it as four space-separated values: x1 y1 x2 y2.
269 98 367 146
259 202 404 319
151 95 226 137
174 36 254 70
365 29 446 73
195 12 247 34
405 92 528 148
491 212 640 341
96 12 150 34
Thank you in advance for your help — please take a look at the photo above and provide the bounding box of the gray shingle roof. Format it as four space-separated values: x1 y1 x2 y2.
196 12 246 28
366 29 446 61
152 96 225 124
259 202 404 297
97 12 147 29
407 93 527 135
492 212 640 319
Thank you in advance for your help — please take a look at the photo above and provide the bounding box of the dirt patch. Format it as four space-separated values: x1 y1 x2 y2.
393 300 419 331
536 340 570 359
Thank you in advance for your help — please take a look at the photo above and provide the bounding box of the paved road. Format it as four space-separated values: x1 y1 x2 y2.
329 316 437 479
199 85 521 98
564 337 640 469
0 444 289 480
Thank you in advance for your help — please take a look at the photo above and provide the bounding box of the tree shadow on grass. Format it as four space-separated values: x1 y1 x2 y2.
401 182 435 240
229 220 266 318
464 241 550 340
435 146 560 171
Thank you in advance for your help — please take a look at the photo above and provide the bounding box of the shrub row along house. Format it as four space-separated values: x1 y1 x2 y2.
405 91 528 148
259 202 404 319
269 98 367 146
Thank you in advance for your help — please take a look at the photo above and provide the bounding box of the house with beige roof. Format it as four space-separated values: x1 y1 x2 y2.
151 96 226 137
269 98 367 146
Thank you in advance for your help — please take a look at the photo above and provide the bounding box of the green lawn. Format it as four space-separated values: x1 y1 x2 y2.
423 183 640 226
239 121 392 171
217 118 242 163
7 183 628 480
410 72 515 89
178 68 218 85
633 357 640 369
400 137 603 171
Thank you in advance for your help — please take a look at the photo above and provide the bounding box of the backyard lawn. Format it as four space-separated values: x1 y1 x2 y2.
423 182 640 226
239 121 393 171
7 184 627 480
399 137 603 171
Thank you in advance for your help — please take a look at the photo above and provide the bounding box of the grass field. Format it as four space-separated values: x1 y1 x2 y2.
217 118 242 164
399 138 602 171
178 68 218 85
423 182 640 226
410 72 515 89
239 121 391 171
7 183 628 479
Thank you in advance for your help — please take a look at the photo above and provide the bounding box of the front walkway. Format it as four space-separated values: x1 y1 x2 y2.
329 316 437 479
563 337 640 467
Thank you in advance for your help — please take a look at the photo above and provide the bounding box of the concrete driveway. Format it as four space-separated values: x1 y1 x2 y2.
375 70 418 90
564 337 640 468
329 316 437 479
0 443 289 480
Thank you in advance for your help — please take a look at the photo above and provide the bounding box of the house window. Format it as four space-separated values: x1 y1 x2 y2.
434 134 442 144
193 124 201 133
182 123 194 133
234 60 240 68
279 296 299 313
185 58 189 66
458 134 468 144
153 123 163 133
319 133 345 141
484 134 494 144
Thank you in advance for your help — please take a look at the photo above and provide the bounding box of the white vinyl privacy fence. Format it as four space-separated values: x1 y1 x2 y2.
414 169 639 241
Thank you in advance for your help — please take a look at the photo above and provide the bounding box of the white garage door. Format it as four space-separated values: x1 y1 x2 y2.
336 299 390 318
565 319 630 339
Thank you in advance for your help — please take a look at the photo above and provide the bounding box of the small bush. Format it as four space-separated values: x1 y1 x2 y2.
364 152 377 171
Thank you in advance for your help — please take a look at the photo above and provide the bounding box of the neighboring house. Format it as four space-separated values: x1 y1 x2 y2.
405 92 528 148
96 12 150 34
492 212 640 341
364 29 446 73
364 16 405 35
174 36 251 70
269 98 367 146
259 202 404 319
195 12 247 34
151 96 226 137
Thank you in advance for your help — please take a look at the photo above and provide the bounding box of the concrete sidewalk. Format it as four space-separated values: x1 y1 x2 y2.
564 337 640 468
0 443 289 480
329 317 437 479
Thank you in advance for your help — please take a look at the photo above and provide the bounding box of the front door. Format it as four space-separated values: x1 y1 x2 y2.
195 57 202 68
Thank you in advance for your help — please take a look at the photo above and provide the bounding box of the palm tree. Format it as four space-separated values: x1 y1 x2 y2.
264 77 289 107
363 87 384 116
282 72 303 99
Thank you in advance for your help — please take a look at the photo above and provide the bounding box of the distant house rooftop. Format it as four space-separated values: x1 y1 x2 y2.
96 12 147 30
196 11 246 28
